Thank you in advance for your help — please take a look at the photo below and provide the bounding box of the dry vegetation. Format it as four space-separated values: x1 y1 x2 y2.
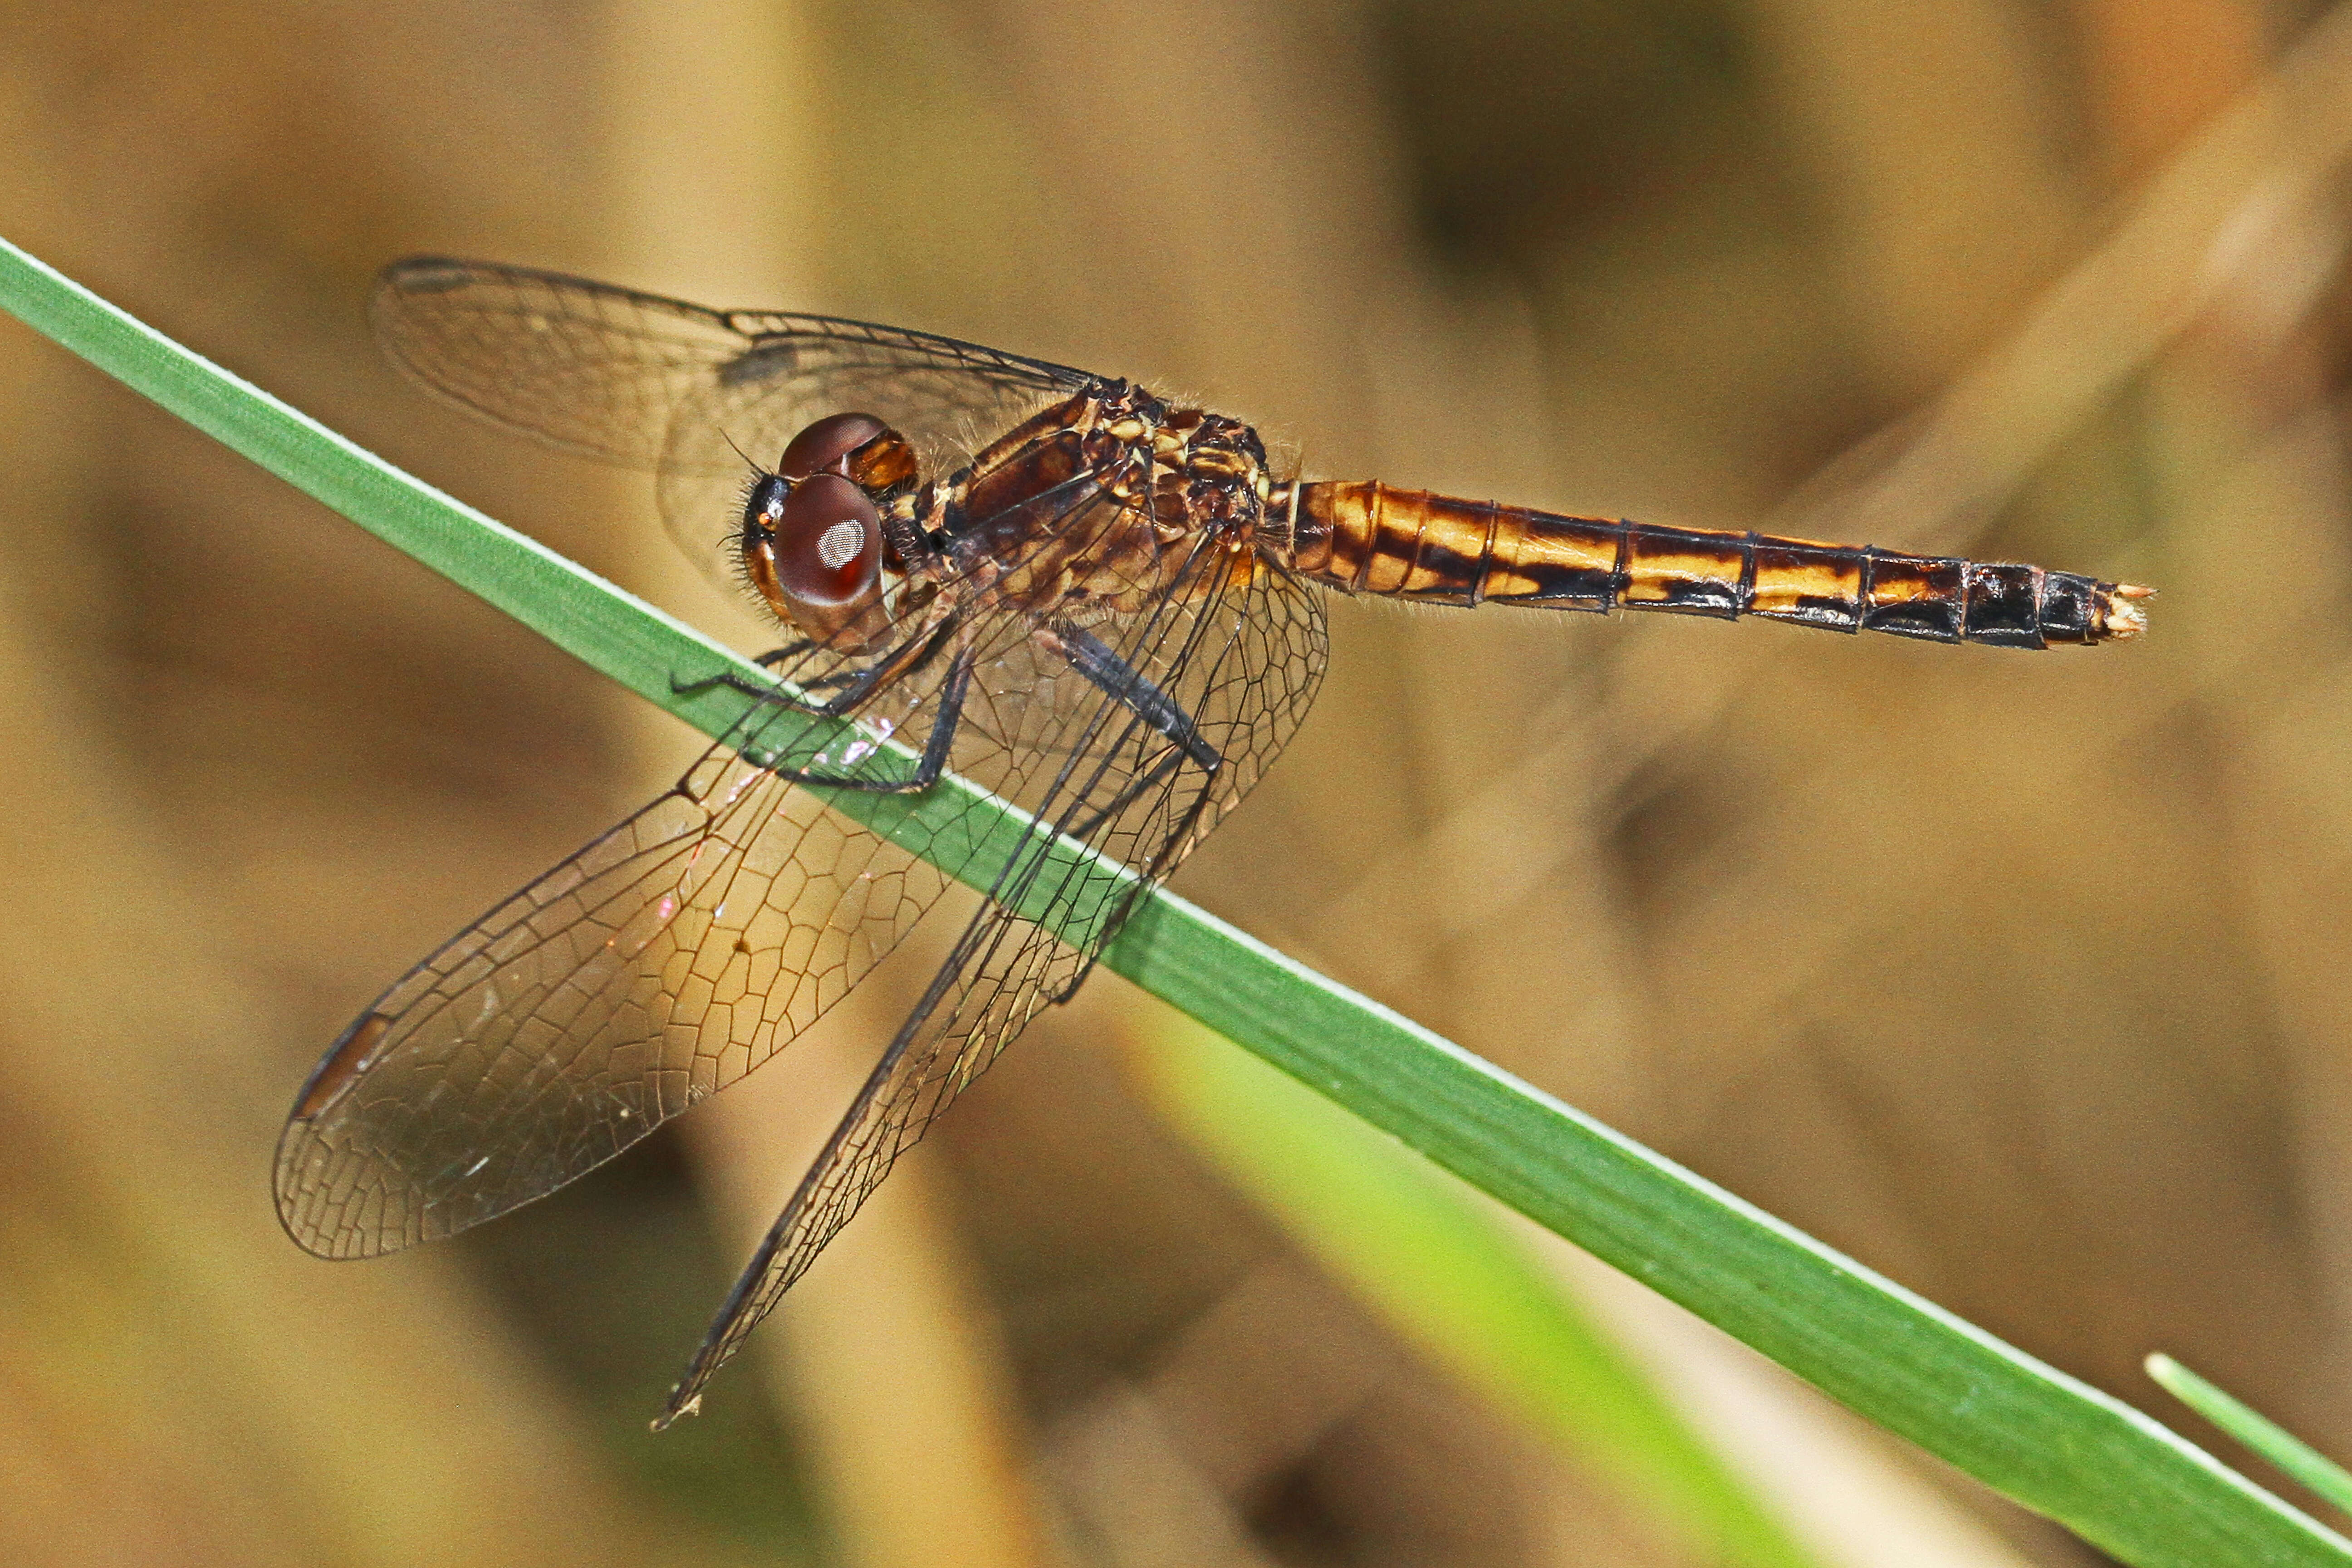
1 1 2346 1564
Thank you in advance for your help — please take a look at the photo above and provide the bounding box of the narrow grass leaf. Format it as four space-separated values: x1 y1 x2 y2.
2149 1354 2352 1517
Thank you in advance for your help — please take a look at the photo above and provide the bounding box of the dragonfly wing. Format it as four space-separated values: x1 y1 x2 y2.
372 258 1093 590
273 695 963 1259
657 531 1331 1423
372 258 747 467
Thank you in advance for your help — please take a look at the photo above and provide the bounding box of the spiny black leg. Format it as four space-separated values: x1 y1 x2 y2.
1037 620 1224 843
1051 624 1222 769
676 667 813 704
1044 780 1218 1003
1024 626 1228 1003
768 648 973 794
676 665 871 703
670 640 813 702
672 622 953 715
746 644 856 691
805 619 957 718
906 649 973 787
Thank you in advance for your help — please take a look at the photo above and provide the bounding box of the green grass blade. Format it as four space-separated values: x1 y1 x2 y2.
2149 1355 2352 1517
1136 1011 1823 1568
4 233 2346 1568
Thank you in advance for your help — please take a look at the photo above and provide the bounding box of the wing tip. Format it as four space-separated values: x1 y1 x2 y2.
651 1392 703 1432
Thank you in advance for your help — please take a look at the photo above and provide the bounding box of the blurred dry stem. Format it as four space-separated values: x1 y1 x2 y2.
1551 1244 2041 1568
4 0 2350 1564
609 5 1067 1563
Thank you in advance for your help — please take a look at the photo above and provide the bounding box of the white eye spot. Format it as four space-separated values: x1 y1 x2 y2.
816 519 866 569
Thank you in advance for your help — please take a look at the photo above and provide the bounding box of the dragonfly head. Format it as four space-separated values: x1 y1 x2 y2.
739 412 918 648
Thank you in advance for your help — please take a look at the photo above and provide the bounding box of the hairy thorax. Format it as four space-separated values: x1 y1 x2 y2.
912 382 1279 624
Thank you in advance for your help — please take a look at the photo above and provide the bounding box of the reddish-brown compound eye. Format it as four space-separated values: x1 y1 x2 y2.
775 473 881 608
778 412 888 480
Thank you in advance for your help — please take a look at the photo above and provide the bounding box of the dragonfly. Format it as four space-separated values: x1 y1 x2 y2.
276 258 2153 1427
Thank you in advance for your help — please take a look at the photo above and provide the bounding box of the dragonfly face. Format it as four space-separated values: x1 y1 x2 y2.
279 257 2147 1429
738 412 912 647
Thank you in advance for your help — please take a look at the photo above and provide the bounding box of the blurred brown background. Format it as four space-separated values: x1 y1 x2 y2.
0 0 2343 1563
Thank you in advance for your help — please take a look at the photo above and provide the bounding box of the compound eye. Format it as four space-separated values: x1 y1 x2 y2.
779 412 889 480
775 473 881 608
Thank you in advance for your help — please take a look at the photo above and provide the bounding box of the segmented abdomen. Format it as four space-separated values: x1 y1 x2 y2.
1282 481 2149 647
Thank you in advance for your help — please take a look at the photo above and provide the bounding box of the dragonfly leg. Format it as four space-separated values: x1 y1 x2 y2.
1060 743 1190 845
678 667 818 704
767 649 974 794
668 642 810 702
672 620 953 714
1026 626 1228 1004
740 644 859 692
1047 623 1222 770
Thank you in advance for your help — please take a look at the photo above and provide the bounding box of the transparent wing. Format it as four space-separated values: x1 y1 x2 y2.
371 257 1093 589
372 256 1089 470
657 523 1332 1424
273 689 972 1259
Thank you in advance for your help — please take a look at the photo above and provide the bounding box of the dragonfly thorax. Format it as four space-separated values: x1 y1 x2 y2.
921 382 1278 622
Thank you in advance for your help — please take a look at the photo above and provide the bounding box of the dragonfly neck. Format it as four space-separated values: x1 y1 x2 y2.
1280 480 2147 647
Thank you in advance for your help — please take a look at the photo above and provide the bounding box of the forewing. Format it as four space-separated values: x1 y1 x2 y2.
657 536 1332 1422
372 258 1093 587
372 258 750 467
273 699 960 1259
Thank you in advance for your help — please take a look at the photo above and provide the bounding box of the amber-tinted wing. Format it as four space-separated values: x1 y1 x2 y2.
273 676 979 1258
371 257 1093 588
657 498 1331 1424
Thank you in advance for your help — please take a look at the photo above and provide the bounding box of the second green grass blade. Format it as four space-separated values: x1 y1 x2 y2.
2150 1354 2352 1519
2 234 2345 1568
1137 1011 1823 1568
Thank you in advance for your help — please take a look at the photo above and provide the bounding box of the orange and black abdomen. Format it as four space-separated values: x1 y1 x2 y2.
1284 482 2150 647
